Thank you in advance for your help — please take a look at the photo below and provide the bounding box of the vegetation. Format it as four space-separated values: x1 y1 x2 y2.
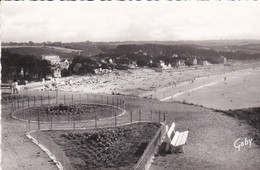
45 122 160 170
1 49 52 83
15 104 116 122
221 107 260 146
68 55 96 75
1 47 77 59
3 41 260 83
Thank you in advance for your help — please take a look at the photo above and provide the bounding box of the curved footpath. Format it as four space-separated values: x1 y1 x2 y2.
2 95 260 170
1 103 58 170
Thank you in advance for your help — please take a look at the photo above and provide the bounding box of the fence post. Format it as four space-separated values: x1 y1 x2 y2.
28 97 30 108
56 93 58 104
139 110 141 122
41 96 43 106
38 110 40 130
130 110 133 123
18 99 20 109
6 96 9 105
26 119 28 132
73 116 76 130
22 97 25 120
56 88 58 98
95 114 97 128
28 118 31 132
115 109 117 126
11 99 14 112
164 112 166 122
47 107 50 122
111 105 113 117
51 115 53 130
37 130 39 144
48 95 50 105
34 96 36 106
15 98 18 110
22 96 24 108
159 111 161 123
23 107 25 120
10 99 13 112
11 98 14 112
50 138 52 156
12 98 14 111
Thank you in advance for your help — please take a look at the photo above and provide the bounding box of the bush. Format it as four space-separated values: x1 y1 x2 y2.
61 69 72 77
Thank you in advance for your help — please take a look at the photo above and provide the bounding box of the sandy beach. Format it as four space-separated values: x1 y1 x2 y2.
27 60 260 110
158 67 260 110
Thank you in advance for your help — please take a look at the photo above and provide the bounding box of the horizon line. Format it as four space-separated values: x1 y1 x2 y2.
2 39 260 44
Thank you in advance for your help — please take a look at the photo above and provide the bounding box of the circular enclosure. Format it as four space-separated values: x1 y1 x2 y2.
12 104 122 122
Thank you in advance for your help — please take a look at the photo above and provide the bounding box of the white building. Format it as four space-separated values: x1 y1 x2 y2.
177 60 186 67
192 57 198 65
53 68 61 78
42 55 61 65
42 55 62 78
202 60 211 66
172 54 178 58
159 60 171 69
221 56 227 64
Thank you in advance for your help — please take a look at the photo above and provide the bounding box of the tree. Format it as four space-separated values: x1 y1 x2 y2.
61 69 72 77
39 60 52 79
137 59 147 67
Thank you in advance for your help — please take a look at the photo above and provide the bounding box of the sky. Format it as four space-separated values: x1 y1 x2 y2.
1 1 260 42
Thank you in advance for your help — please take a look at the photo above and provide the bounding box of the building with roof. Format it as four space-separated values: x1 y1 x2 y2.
42 55 61 65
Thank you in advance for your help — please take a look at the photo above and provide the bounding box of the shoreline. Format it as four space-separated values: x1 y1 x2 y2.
18 60 260 110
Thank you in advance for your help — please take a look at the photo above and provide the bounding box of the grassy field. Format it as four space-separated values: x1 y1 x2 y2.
2 46 78 59
222 107 260 145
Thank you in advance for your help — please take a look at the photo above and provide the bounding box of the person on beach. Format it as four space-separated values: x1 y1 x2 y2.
13 81 20 94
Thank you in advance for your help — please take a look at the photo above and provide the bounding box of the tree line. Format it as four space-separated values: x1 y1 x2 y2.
1 49 52 84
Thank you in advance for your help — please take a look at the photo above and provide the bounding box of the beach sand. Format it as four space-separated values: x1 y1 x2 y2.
25 60 260 110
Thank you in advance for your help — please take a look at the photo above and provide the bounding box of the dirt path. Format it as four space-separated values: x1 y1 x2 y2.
1 104 58 170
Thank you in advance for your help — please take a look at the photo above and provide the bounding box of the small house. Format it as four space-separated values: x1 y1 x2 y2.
176 60 186 67
53 68 61 78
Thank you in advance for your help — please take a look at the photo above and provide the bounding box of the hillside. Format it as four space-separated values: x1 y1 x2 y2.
1 46 81 59
3 41 260 67
95 44 260 66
